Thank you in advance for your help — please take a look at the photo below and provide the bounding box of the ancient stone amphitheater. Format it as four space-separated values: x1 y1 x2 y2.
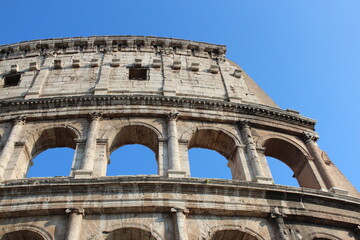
0 36 359 240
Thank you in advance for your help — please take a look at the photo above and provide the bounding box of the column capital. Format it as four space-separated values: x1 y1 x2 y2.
89 112 103 121
65 208 85 216
167 112 179 121
171 207 189 214
270 207 287 219
13 116 26 125
303 131 319 143
237 120 251 128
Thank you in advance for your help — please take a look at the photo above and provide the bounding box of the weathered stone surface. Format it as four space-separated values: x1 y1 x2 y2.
0 36 358 240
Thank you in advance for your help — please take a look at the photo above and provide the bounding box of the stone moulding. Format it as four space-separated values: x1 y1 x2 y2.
0 95 316 128
0 36 227 60
0 177 359 227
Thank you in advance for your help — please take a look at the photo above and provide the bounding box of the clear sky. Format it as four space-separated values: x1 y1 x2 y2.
2 0 359 191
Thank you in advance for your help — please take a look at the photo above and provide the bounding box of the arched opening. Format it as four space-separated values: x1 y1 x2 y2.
2 230 45 240
211 230 259 240
27 127 77 177
188 129 237 179
189 148 231 179
108 144 157 176
105 228 157 240
266 156 300 187
27 148 74 177
108 125 159 176
263 138 320 189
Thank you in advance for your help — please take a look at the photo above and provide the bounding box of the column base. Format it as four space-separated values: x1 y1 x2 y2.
255 175 273 184
167 170 187 178
329 187 348 195
73 170 93 179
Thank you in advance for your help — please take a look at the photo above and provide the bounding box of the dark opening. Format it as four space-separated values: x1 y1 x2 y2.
2 230 44 240
3 73 21 87
129 68 148 80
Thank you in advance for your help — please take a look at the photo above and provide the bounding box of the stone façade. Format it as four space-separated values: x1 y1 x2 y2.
0 36 359 240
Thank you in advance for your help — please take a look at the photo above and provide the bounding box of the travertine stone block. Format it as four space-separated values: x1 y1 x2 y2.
72 59 80 68
234 69 242 78
29 62 38 71
90 58 98 67
172 60 181 70
54 59 62 69
110 58 120 67
190 62 200 71
10 64 18 73
152 59 161 68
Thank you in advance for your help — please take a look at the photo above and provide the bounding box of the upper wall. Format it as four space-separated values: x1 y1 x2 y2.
0 36 278 108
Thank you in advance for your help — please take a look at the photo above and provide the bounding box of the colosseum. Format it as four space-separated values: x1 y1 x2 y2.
0 36 359 240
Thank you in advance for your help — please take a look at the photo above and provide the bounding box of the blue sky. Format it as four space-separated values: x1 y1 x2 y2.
2 0 359 191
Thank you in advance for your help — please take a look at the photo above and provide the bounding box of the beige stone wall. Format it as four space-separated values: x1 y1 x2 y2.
0 36 359 240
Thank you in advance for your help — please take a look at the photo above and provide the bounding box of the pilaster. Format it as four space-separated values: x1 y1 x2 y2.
65 208 84 240
74 112 102 178
303 131 348 195
171 207 189 240
0 116 26 181
167 112 186 177
238 120 272 183
270 207 289 240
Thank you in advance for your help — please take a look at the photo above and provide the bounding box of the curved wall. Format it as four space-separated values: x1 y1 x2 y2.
0 36 359 240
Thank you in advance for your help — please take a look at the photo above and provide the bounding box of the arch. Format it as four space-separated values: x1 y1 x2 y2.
186 127 241 160
89 223 164 240
16 125 80 178
208 225 264 240
29 126 79 159
258 134 321 189
102 121 163 147
109 123 161 157
257 134 310 158
181 126 241 146
303 232 343 240
2 230 45 240
0 225 52 240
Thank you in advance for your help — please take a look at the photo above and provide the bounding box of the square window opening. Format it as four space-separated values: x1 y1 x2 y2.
129 68 148 81
3 74 21 87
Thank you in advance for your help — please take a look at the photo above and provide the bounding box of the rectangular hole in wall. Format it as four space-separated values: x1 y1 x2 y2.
129 68 148 81
3 73 21 87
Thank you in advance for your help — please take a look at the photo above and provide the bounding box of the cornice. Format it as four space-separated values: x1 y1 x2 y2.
0 95 316 128
0 176 359 226
0 36 226 60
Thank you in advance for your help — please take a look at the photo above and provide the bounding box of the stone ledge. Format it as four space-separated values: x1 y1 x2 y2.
0 95 316 128
1 176 359 203
0 36 227 60
0 176 358 227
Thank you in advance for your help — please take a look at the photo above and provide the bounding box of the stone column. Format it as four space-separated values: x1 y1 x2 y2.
65 208 84 240
74 112 102 178
303 131 347 195
354 225 360 240
167 113 186 177
227 145 252 181
171 208 188 240
0 116 26 181
238 121 269 183
270 207 289 240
